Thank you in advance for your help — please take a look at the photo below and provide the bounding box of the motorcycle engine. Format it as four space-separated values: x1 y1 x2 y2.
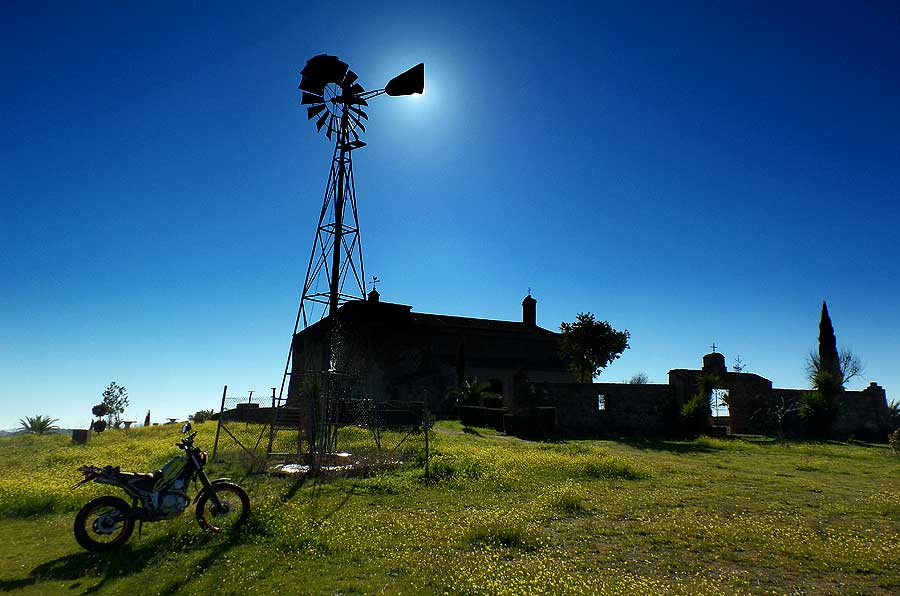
149 478 190 517
159 490 189 515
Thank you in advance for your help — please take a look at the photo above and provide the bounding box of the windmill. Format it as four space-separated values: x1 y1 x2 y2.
275 54 424 459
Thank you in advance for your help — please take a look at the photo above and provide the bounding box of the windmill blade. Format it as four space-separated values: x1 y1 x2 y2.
326 118 334 140
301 54 343 81
327 58 349 85
300 54 349 90
342 70 358 89
299 76 325 94
300 54 329 78
307 104 326 120
301 92 324 105
348 83 364 95
349 117 365 133
348 106 368 120
315 111 329 132
350 127 359 142
348 97 368 107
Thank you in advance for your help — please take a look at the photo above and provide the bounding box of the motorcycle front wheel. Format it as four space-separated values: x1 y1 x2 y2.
195 482 250 534
73 495 135 552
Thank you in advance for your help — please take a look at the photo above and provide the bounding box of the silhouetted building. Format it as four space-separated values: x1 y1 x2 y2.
287 293 574 413
532 353 891 440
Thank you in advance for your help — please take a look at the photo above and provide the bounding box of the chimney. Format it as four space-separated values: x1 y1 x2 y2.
522 293 537 327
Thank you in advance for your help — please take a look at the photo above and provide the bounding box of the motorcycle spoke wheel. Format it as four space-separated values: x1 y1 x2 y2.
74 496 135 552
195 483 250 534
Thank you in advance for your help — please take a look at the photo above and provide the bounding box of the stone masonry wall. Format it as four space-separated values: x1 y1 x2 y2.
533 382 674 435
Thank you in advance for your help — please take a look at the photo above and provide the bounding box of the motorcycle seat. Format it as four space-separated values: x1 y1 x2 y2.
116 471 157 480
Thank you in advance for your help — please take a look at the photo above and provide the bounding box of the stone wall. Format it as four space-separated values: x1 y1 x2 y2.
834 382 890 439
532 382 674 435
531 375 891 439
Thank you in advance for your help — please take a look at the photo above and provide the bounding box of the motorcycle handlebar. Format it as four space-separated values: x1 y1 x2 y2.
176 431 198 449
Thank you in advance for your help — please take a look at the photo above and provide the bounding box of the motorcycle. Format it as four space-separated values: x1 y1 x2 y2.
71 422 250 551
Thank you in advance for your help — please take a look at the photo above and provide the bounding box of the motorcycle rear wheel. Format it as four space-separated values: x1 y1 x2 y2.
195 482 250 534
74 495 135 552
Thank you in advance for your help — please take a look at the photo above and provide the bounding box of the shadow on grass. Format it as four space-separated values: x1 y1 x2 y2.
0 535 163 594
618 436 722 454
156 533 242 596
0 529 246 596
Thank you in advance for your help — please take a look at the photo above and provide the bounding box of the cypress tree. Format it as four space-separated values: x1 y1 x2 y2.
818 301 842 383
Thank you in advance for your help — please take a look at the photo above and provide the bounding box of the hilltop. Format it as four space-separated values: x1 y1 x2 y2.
0 423 898 595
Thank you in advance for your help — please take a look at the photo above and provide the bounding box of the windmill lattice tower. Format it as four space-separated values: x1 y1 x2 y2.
272 54 423 459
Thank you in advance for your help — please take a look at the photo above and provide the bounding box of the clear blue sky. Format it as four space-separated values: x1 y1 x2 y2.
2 1 898 429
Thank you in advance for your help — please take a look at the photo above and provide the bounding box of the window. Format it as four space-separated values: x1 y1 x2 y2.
597 394 606 411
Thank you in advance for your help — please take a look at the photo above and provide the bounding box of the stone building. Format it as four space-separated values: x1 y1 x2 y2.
532 352 891 440
287 291 574 413
286 293 891 439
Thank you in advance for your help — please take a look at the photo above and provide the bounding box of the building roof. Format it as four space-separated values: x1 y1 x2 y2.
410 311 558 336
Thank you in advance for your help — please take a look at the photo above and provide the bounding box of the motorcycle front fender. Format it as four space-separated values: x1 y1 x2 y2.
193 477 232 502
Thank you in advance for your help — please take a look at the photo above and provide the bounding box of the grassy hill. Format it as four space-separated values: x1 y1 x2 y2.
0 422 898 595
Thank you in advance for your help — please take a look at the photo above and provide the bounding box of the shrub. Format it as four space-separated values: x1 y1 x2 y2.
798 389 836 439
889 429 900 454
678 373 719 438
679 393 710 438
191 409 215 423
18 415 59 435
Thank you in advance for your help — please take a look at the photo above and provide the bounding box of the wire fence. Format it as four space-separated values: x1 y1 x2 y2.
211 382 431 475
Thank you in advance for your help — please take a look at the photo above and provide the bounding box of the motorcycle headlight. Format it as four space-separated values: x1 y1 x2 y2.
198 451 208 466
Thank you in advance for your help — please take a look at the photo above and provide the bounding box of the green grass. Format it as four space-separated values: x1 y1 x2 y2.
0 422 898 595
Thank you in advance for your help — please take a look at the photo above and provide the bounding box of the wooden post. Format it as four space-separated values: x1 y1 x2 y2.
423 389 431 481
211 385 227 461
267 387 277 457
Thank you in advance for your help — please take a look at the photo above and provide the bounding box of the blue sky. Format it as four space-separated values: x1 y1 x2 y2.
2 1 898 429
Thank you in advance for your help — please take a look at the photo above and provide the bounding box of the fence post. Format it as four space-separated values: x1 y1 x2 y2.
267 387 277 456
424 389 431 481
211 385 227 461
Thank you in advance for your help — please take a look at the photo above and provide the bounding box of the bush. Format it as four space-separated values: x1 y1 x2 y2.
191 409 215 423
678 373 718 438
798 389 836 439
18 415 59 435
889 429 900 453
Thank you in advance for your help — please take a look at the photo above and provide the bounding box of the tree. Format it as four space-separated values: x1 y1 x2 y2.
886 400 899 431
190 409 215 423
731 354 747 373
799 302 852 438
768 395 800 441
100 382 129 427
804 346 863 386
91 403 111 433
19 415 59 435
559 313 630 383
817 302 841 382
626 372 650 384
